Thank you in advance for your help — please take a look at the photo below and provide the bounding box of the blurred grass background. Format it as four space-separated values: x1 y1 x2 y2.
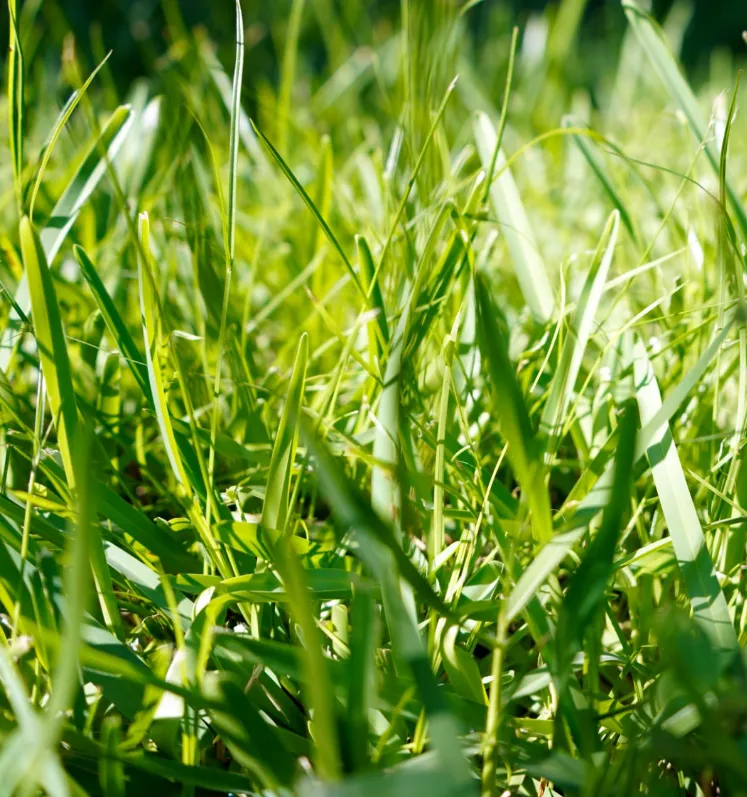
5 0 747 104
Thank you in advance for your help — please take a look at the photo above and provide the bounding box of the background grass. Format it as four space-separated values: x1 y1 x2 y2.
2 0 747 795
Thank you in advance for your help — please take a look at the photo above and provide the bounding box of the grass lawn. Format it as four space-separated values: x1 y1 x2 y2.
2 0 747 794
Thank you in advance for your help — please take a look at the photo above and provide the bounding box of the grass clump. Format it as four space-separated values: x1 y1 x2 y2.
2 0 747 795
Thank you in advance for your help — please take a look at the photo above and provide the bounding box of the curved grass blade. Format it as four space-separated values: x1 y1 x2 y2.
475 274 552 542
623 0 747 241
541 210 619 452
262 333 308 532
21 216 123 639
633 339 738 659
1 105 134 372
28 50 112 220
474 111 554 322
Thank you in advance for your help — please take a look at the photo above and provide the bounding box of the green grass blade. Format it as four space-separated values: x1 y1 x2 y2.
21 216 122 638
1 105 134 372
622 0 747 241
474 111 554 322
541 210 619 451
475 274 553 542
20 217 79 487
251 120 366 301
633 339 738 658
28 50 112 221
137 212 188 489
262 333 308 532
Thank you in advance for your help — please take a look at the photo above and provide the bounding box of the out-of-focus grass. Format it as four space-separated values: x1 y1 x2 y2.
2 1 747 795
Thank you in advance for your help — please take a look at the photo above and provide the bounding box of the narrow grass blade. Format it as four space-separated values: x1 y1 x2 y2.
541 210 619 450
623 0 747 241
1 105 134 372
75 244 151 401
633 339 738 658
137 212 188 489
7 0 24 213
252 121 366 301
302 422 472 790
277 0 307 154
262 333 308 532
28 50 112 220
564 120 638 243
474 111 554 322
475 274 553 542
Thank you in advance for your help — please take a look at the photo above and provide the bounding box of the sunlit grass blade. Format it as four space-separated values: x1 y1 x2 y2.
474 111 554 322
251 120 366 301
475 274 553 542
21 215 122 638
28 50 112 220
262 333 308 532
1 105 134 372
623 0 747 241
633 339 738 658
541 210 619 451
137 211 188 489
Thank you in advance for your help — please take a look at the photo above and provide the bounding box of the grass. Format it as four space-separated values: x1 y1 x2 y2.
2 0 747 794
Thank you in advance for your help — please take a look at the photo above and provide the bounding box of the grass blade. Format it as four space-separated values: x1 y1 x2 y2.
474 111 554 322
475 274 553 542
541 210 619 451
262 333 308 532
633 339 738 658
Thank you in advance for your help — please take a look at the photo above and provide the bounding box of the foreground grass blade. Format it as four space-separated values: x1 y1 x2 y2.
20 217 78 486
541 210 619 451
623 0 747 241
475 274 553 541
302 423 472 790
554 403 637 688
474 112 554 322
633 339 738 658
262 333 308 532
21 216 123 639
1 105 133 372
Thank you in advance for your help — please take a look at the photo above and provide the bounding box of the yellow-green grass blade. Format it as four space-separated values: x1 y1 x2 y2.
540 210 619 452
137 212 189 489
28 50 112 221
474 111 554 323
21 216 122 638
1 105 133 372
475 274 553 542
623 0 747 242
262 333 309 532
633 339 738 659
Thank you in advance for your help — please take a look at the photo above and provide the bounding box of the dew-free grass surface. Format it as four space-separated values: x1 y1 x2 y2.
2 1 747 795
